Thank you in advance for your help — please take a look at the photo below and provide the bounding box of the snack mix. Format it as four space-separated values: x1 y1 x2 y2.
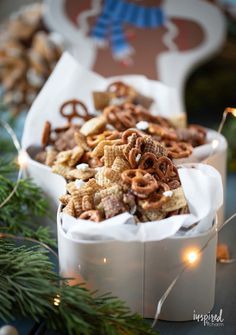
35 81 207 223
0 4 63 114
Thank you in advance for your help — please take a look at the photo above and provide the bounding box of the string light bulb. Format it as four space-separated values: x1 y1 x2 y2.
184 248 200 266
53 294 61 306
17 150 28 169
103 258 107 264
218 107 236 134
212 139 219 150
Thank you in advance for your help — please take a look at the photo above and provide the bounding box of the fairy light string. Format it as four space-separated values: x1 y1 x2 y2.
0 120 26 209
152 210 236 327
1 115 236 323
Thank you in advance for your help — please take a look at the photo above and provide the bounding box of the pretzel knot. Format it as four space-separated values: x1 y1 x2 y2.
131 174 158 198
188 124 206 146
107 81 136 99
128 148 141 168
87 130 120 148
141 182 170 209
122 128 144 143
121 169 148 185
60 99 90 123
154 156 175 182
165 141 193 159
138 152 158 173
79 210 102 222
148 123 177 141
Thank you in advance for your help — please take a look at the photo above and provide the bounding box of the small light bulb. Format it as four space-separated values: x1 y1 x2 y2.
226 107 236 117
186 250 199 265
53 294 61 306
18 150 28 168
212 139 219 150
103 257 107 264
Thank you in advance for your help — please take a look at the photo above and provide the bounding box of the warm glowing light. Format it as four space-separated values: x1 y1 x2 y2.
53 294 61 306
103 258 107 264
187 251 198 264
212 139 219 150
18 151 28 168
225 107 236 118
183 248 200 265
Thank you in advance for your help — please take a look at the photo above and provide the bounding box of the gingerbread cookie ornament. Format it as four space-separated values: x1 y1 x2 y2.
64 0 204 79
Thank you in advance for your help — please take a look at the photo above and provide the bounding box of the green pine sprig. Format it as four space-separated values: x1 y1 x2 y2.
0 159 55 247
0 239 158 335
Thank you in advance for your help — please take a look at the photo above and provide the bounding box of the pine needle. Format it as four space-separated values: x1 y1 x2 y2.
0 240 158 335
0 160 55 247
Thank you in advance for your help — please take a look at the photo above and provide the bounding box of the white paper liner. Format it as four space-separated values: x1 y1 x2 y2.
22 52 184 148
22 52 226 162
60 164 223 243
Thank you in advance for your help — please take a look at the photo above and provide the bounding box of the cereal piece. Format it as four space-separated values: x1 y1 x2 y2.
82 195 94 211
123 193 136 214
93 91 114 110
45 148 57 166
56 146 84 167
79 210 103 222
91 139 122 158
66 181 77 195
144 136 168 157
95 167 112 187
56 150 72 164
217 244 230 262
68 146 84 167
74 131 91 151
73 187 94 197
101 194 127 219
99 185 122 199
161 187 187 212
63 199 75 217
52 163 71 178
72 193 83 217
59 194 71 205
141 209 166 222
80 115 106 136
86 178 101 191
112 156 130 173
67 167 96 181
103 144 126 167
82 152 103 168
104 168 120 183
54 126 80 151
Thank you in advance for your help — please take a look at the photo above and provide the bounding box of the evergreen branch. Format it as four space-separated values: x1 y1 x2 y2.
0 239 158 335
0 161 55 247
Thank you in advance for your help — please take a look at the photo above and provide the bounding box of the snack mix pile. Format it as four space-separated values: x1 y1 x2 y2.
35 81 207 223
0 4 63 114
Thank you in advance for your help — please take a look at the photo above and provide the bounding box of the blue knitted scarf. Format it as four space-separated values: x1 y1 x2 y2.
91 0 165 59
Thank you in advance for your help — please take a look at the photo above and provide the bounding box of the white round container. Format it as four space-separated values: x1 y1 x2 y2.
57 207 218 321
